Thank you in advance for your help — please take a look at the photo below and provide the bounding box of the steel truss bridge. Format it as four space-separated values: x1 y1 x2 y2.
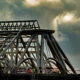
0 20 76 74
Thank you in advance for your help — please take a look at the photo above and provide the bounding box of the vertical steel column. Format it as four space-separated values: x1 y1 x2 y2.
10 44 14 69
15 38 19 65
36 35 40 73
40 34 44 73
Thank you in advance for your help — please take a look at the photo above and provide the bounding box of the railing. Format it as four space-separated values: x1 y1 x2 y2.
0 20 40 31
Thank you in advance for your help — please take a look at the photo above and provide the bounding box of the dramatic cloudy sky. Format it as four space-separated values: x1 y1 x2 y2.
0 0 80 70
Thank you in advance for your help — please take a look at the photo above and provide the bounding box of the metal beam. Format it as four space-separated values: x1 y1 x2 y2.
17 34 36 68
0 20 40 31
40 34 45 73
44 34 67 74
0 31 21 56
50 35 76 74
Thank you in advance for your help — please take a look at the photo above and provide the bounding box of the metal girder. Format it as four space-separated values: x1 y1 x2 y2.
0 20 40 31
15 38 19 65
0 20 76 74
0 31 20 57
0 34 13 51
40 34 45 73
50 35 76 74
16 57 35 68
17 34 36 69
36 39 52 68
44 34 67 74
36 35 40 73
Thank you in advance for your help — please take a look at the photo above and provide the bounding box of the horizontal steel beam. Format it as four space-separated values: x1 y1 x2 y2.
0 29 55 35
0 20 40 31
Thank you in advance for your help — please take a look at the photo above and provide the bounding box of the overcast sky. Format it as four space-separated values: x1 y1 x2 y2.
0 0 80 70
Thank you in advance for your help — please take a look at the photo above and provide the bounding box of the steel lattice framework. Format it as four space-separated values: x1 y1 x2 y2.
0 20 76 74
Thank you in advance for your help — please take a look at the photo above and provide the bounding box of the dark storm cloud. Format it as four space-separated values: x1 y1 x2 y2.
0 0 79 18
0 0 79 29
0 0 76 27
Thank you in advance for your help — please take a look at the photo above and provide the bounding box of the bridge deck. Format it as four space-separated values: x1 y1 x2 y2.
0 74 80 80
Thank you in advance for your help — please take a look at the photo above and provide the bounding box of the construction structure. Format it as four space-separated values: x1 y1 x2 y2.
0 20 78 80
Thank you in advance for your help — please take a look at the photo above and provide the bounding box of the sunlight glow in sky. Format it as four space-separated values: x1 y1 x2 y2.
25 0 40 7
24 0 61 7
47 0 61 3
63 13 73 22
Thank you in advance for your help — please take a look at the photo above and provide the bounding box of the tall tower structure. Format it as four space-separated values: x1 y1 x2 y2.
0 20 76 74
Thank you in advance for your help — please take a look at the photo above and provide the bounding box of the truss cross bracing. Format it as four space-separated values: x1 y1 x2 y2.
0 20 76 74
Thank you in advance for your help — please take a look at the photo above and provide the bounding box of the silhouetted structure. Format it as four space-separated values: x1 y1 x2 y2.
0 20 78 80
